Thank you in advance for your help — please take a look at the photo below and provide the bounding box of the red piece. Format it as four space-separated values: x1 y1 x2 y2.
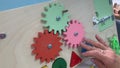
32 30 62 63
70 51 82 67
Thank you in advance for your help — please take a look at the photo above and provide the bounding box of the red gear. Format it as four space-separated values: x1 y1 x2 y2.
32 30 62 63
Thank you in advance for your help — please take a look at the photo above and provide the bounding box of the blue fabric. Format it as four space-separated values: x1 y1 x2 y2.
0 0 50 11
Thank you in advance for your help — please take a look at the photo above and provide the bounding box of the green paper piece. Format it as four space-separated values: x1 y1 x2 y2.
52 58 67 68
93 0 114 31
108 35 120 55
42 3 70 34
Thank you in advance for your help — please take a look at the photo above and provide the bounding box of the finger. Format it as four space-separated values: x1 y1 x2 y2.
95 34 109 47
82 50 107 62
80 42 96 51
85 38 107 50
92 58 105 68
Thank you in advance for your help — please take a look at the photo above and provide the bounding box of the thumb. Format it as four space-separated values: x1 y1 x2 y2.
92 58 105 68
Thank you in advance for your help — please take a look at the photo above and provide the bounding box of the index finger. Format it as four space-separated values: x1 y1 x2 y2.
82 50 107 63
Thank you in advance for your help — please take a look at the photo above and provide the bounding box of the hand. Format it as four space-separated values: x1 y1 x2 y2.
80 35 120 68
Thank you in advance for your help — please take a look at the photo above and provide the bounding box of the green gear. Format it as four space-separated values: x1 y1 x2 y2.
41 3 70 34
108 35 120 55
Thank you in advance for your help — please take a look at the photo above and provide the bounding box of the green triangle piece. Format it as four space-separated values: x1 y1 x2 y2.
93 0 114 31
52 58 67 68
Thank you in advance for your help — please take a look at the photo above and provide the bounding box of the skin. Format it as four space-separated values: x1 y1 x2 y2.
80 35 120 68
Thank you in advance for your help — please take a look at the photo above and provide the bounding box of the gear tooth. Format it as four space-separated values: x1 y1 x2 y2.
73 44 77 48
54 30 57 34
32 49 37 54
59 4 64 8
41 18 47 21
56 53 60 56
38 32 43 37
72 44 74 48
46 58 51 63
44 24 49 27
59 48 62 51
60 42 63 46
66 41 69 45
74 20 77 23
70 45 73 48
58 42 62 46
64 36 68 40
44 30 48 34
34 38 38 42
63 32 67 35
63 28 66 32
44 6 49 11
40 57 45 63
51 3 55 6
51 56 55 61
42 12 47 16
51 30 54 34
77 44 79 47
49 3 52 7
32 44 35 47
66 27 69 30
35 54 40 60
53 3 57 6
59 30 61 34
67 18 70 21
70 20 72 24
70 20 73 24
48 28 52 32
56 32 59 36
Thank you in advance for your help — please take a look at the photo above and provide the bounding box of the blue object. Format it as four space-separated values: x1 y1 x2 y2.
81 42 93 53
0 0 50 11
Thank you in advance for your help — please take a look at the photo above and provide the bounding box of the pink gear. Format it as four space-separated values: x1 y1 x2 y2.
63 20 84 48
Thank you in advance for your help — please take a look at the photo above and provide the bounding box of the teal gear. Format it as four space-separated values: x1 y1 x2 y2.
108 35 120 55
41 3 70 34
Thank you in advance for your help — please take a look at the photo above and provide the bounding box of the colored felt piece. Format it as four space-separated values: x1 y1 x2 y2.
93 0 114 31
70 51 82 67
52 58 67 68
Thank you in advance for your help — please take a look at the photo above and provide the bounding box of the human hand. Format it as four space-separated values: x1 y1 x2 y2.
80 35 120 68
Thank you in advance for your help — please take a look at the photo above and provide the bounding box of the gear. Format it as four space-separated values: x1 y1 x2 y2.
63 20 84 48
32 30 62 63
41 3 70 34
